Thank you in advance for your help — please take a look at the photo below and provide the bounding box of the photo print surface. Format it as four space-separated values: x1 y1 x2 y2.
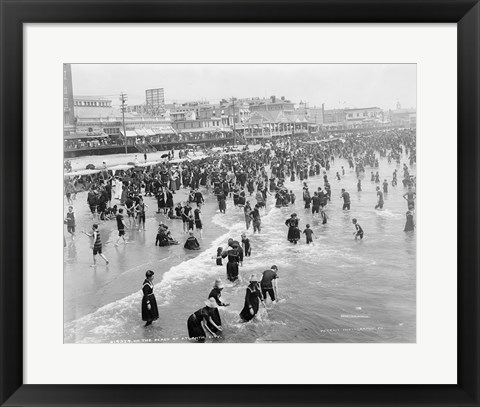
63 64 416 344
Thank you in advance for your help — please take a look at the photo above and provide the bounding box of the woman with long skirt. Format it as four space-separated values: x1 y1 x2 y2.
142 270 159 327
285 213 301 244
187 298 221 342
207 279 230 334
404 210 415 232
240 275 265 322
165 188 174 210
221 244 241 282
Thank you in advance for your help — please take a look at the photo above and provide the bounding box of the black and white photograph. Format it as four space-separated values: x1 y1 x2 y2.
63 64 416 344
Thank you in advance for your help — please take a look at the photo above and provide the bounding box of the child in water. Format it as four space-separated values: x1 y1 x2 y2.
241 233 252 256
188 213 195 232
289 190 296 204
320 208 328 225
357 179 362 192
212 247 223 265
303 224 317 244
352 218 364 239
184 231 200 250
375 186 384 210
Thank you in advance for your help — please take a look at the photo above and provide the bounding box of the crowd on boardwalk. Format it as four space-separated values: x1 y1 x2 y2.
64 128 416 342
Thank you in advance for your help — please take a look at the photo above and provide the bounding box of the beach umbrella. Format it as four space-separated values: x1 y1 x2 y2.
127 162 135 166
161 154 169 158
86 164 95 170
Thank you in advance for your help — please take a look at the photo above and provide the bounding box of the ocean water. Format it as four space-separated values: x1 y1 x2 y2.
64 153 415 343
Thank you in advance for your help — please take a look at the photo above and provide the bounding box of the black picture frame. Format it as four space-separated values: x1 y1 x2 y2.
1 1 479 406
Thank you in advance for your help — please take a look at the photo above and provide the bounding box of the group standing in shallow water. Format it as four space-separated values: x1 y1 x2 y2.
65 128 417 341
142 258 280 341
132 131 416 340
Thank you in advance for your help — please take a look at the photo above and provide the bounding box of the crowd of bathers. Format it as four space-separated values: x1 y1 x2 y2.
65 127 417 340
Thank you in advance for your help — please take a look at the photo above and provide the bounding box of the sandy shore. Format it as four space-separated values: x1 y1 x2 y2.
67 149 177 172
66 145 250 172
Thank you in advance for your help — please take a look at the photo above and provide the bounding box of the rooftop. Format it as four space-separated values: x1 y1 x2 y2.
344 107 381 111
74 106 132 119
74 96 112 101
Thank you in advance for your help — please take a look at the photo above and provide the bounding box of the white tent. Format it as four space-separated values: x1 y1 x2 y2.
64 169 101 177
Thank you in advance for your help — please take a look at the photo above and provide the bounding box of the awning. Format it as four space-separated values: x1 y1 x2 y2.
152 127 175 135
64 134 108 140
179 127 232 134
135 129 149 136
120 130 141 138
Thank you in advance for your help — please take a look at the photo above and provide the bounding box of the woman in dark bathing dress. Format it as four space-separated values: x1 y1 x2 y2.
404 210 415 232
207 279 230 333
221 243 241 282
187 298 221 342
141 270 159 327
285 213 301 244
240 275 265 322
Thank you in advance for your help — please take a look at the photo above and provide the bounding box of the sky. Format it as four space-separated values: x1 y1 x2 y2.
71 64 416 111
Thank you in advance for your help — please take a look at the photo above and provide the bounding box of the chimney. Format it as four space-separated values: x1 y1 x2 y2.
281 96 285 101
271 95 276 103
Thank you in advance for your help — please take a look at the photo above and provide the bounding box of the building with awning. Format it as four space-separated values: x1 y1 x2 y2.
119 130 139 138
134 128 149 137
175 126 232 142
63 133 108 140
178 126 232 134
241 111 309 138
63 132 111 150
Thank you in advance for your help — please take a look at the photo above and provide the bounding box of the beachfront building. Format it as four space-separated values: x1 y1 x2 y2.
65 96 177 154
235 110 311 142
388 107 416 128
344 107 383 126
246 96 295 114
74 96 173 138
170 111 232 142
126 104 148 115
169 101 213 120
322 108 348 128
305 106 324 125
214 99 251 126
164 99 242 142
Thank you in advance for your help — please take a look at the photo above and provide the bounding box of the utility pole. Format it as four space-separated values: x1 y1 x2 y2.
120 92 128 154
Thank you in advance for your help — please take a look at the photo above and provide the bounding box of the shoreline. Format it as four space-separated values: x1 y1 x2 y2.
63 186 230 326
